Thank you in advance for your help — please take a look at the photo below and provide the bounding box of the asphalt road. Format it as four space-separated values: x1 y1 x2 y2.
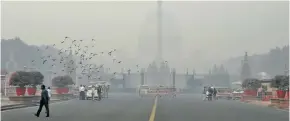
1 93 289 121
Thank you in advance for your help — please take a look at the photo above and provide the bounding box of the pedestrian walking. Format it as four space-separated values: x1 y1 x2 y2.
35 85 49 117
97 85 102 101
47 87 51 102
45 87 51 114
91 85 96 101
202 86 207 101
257 87 263 100
79 85 85 100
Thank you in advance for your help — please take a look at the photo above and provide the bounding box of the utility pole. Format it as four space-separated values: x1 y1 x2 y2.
141 69 145 85
172 68 176 88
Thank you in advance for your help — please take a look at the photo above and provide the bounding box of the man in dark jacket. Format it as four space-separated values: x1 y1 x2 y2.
97 85 102 101
212 87 217 100
35 85 49 117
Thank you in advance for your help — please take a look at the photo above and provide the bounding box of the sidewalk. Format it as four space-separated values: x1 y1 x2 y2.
244 100 289 111
1 96 60 106
1 97 21 106
1 97 64 111
246 100 271 107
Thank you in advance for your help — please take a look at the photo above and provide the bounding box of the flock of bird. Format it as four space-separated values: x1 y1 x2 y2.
30 36 141 81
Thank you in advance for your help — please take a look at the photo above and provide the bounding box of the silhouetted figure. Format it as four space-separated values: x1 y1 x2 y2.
79 85 85 100
47 87 51 102
91 85 96 101
97 85 102 101
35 85 49 117
213 87 217 100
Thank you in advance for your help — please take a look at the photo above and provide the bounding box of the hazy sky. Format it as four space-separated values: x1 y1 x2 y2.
1 1 289 73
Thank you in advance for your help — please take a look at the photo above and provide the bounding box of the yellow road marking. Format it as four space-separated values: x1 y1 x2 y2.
149 96 158 121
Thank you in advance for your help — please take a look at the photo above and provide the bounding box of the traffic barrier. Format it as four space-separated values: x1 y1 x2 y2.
262 95 271 101
277 91 289 110
240 95 257 102
284 91 289 100
270 98 280 107
272 90 278 99
279 98 289 110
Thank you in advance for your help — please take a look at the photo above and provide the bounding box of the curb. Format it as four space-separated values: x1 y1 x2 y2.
1 99 67 111
268 104 289 112
1 104 24 108
241 101 289 112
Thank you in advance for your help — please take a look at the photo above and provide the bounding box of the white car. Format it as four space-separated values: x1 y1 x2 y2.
231 90 244 100
138 85 149 97
86 86 98 100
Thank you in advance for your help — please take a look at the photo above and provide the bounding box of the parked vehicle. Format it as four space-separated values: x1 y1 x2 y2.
231 89 244 100
216 87 232 100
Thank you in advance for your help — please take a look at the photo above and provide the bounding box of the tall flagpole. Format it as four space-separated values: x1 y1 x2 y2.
157 0 163 64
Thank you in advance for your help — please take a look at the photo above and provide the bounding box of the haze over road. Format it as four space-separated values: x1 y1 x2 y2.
2 93 289 121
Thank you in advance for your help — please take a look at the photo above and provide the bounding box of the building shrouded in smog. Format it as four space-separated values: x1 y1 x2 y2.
138 1 182 87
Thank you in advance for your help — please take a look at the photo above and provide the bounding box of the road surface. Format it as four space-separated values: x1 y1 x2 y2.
1 93 289 121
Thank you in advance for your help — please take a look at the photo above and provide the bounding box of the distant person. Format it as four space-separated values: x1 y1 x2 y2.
84 85 88 99
79 85 85 100
207 87 214 101
106 85 110 98
257 87 263 100
212 87 217 100
45 87 51 114
47 87 51 102
97 85 102 101
35 85 49 117
202 86 207 101
91 86 96 101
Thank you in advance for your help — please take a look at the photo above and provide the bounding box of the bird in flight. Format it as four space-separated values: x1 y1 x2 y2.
43 60 47 64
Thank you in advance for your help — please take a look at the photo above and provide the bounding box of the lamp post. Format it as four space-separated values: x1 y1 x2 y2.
172 68 176 88
284 64 289 76
141 68 145 85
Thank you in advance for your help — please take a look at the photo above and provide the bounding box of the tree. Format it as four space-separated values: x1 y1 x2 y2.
9 71 31 87
52 75 74 87
242 78 261 90
29 71 44 86
9 71 44 87
271 75 289 90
